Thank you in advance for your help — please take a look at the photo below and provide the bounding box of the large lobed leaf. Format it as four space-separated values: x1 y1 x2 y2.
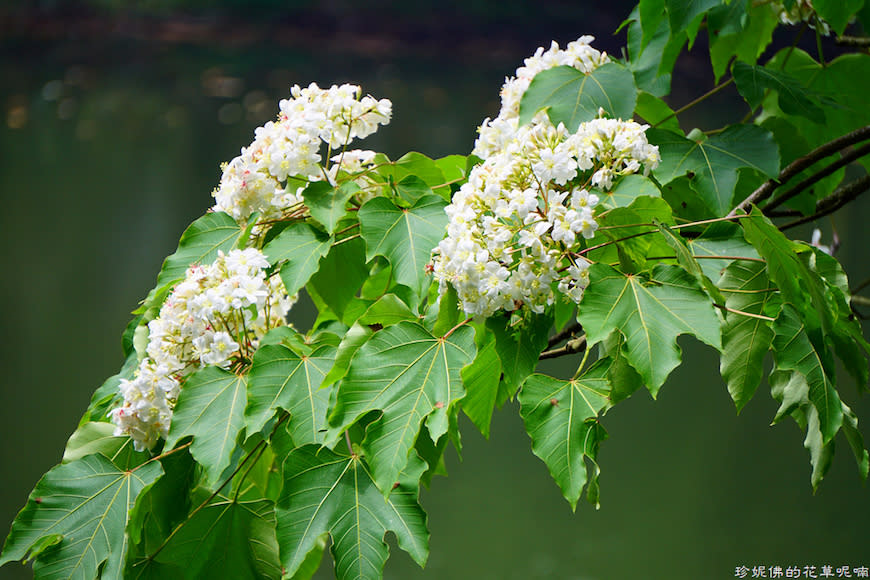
276 445 428 580
518 63 637 131
164 366 247 486
358 195 448 301
718 260 779 411
519 360 611 510
263 222 333 297
650 125 780 216
578 263 722 395
771 305 843 444
155 211 247 290
732 62 826 122
0 454 162 580
246 342 337 445
742 209 869 389
128 497 281 580
328 321 476 495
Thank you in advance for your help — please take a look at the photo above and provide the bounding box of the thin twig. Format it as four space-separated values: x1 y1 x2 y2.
764 141 870 212
539 335 587 360
836 36 870 47
780 175 870 231
729 125 870 216
850 276 870 296
547 321 582 348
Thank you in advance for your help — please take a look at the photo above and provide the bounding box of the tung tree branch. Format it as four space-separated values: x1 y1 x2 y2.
729 125 870 216
540 335 587 360
836 36 870 47
764 141 870 212
547 321 582 348
780 174 870 231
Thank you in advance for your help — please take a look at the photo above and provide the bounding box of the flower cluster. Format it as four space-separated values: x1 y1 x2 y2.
432 38 659 317
473 36 610 160
212 83 392 223
773 0 831 35
110 248 295 450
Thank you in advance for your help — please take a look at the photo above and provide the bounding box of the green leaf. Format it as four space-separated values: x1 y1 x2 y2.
841 402 870 481
358 195 448 301
599 174 662 210
590 196 674 270
395 175 434 204
155 211 246 291
733 62 825 122
772 305 844 444
707 0 747 38
126 447 196 558
666 0 723 44
763 49 870 175
518 63 638 131
164 366 247 486
650 125 780 216
62 421 145 465
460 333 502 439
578 263 722 395
309 235 369 322
627 5 674 97
519 360 611 510
687 226 761 282
434 154 468 197
263 222 333 297
320 322 373 390
276 445 428 579
709 1 778 81
654 219 726 305
359 293 418 328
803 403 835 491
380 151 447 192
131 497 281 580
0 454 162 579
634 91 682 134
718 260 779 411
812 0 864 36
302 181 359 234
328 321 476 495
80 351 137 425
246 343 337 445
486 312 553 397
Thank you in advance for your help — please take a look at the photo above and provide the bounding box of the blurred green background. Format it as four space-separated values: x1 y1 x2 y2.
1 1 869 579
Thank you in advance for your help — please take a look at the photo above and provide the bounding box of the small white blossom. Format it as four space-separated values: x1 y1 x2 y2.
432 38 658 318
111 248 295 451
212 83 392 223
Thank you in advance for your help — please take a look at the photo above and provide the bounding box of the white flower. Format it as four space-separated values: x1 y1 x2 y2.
111 248 296 450
432 37 659 319
212 83 393 223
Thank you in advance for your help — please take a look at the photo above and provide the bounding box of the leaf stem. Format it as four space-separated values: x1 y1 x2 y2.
333 233 361 246
345 431 355 456
653 77 734 128
442 317 472 339
712 302 776 321
137 441 193 471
